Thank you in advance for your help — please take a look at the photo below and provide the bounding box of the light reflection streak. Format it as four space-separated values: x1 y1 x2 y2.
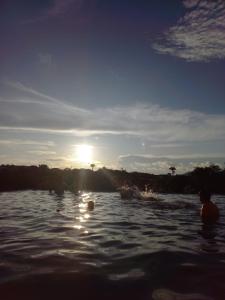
73 224 82 230
73 192 93 232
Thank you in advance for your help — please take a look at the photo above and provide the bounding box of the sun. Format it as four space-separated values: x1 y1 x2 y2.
75 144 93 164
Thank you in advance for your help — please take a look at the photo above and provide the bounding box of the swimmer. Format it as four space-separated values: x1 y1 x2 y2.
199 190 219 224
87 200 94 210
132 185 142 199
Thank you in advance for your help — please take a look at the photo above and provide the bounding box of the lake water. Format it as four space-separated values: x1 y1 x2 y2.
0 191 225 300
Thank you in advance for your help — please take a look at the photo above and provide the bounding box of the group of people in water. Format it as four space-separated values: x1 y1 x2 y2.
119 184 153 200
54 181 220 225
120 184 220 225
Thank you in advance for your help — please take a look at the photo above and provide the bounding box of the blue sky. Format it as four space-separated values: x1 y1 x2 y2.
0 0 225 174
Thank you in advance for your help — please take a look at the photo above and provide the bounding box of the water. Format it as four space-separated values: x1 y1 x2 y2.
0 191 225 300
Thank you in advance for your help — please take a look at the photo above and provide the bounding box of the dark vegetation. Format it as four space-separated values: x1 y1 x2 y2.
0 164 225 194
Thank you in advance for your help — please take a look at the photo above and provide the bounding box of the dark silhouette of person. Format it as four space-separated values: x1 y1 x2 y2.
87 200 94 210
199 190 219 224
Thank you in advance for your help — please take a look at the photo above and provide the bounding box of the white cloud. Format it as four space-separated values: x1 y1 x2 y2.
152 0 225 62
1 80 225 144
118 154 224 174
0 139 54 146
119 153 225 160
27 150 56 155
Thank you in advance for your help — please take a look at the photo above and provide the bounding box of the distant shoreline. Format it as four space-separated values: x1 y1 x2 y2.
0 164 225 195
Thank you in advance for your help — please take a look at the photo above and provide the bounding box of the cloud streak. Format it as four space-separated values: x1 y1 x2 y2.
152 0 225 62
0 139 54 146
1 80 225 144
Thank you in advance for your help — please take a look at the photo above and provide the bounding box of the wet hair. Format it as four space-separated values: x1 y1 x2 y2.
199 189 211 201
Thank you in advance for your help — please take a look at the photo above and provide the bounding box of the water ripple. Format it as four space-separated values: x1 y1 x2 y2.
0 191 225 299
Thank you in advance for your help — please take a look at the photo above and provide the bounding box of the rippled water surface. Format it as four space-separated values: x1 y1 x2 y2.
0 191 225 300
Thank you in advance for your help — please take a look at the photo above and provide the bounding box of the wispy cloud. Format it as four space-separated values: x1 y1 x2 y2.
2 79 88 112
1 80 225 144
119 153 225 161
118 154 224 174
27 150 56 155
152 0 225 62
24 0 83 23
48 0 79 17
0 139 54 146
183 0 200 9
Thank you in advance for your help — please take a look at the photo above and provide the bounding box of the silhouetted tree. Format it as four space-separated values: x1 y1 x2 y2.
0 163 224 194
90 163 95 171
169 166 176 176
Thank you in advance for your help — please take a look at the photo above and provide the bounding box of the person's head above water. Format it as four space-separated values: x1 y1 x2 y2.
87 200 94 210
199 189 219 224
199 189 211 203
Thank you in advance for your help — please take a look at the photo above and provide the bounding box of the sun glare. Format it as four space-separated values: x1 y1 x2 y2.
75 144 93 164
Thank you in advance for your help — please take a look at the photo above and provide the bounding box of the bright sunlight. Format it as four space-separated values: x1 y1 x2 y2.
75 144 93 164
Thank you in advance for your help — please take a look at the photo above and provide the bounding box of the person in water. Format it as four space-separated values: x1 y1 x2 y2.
132 185 142 199
199 190 219 224
87 200 94 210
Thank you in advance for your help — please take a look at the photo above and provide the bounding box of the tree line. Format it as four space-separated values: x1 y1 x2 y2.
0 164 225 194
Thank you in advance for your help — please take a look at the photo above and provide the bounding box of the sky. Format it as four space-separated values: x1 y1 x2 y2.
0 0 225 174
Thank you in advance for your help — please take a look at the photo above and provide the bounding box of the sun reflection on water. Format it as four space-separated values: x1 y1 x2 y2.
73 224 83 230
73 193 93 233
